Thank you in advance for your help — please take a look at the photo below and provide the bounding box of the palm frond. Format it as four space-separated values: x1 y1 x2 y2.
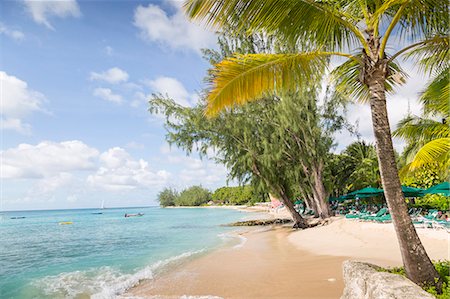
374 0 448 42
204 52 328 116
420 67 450 116
184 0 366 51
393 115 450 141
404 35 449 75
409 138 450 170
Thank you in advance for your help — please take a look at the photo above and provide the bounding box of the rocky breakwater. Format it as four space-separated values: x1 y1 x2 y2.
227 218 293 226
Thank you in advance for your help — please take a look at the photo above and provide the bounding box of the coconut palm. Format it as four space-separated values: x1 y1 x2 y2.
394 37 449 176
183 0 447 289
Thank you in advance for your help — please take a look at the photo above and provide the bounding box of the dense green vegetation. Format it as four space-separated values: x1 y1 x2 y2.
212 186 262 205
157 186 211 207
157 188 178 207
401 164 448 211
381 261 449 299
327 141 380 197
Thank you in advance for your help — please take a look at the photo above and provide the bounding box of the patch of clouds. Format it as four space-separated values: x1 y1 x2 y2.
35 173 74 194
144 76 198 107
90 67 129 84
1 140 99 179
1 71 46 134
93 87 123 104
87 147 170 191
133 1 216 54
166 151 229 188
130 91 147 108
0 23 25 41
23 0 81 30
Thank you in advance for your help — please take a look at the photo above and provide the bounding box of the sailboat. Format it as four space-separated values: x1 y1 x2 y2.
92 200 105 215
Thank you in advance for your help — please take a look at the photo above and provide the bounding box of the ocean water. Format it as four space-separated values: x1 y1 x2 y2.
0 207 247 299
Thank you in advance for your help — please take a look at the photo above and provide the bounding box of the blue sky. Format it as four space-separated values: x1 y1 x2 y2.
1 0 428 211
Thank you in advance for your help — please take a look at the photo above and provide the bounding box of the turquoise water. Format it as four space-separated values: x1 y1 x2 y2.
0 207 246 298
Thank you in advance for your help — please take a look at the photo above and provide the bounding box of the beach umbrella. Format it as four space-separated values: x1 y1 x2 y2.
294 200 303 205
344 187 384 199
423 182 450 196
401 185 425 197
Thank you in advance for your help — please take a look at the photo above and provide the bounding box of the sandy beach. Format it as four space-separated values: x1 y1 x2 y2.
123 211 448 299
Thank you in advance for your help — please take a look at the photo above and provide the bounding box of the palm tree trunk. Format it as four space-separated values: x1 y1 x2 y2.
366 62 441 290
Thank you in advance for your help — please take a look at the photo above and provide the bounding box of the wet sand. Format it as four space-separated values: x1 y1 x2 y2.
125 217 448 299
126 227 347 299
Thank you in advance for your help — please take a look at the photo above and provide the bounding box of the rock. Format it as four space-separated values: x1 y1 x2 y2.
341 260 435 299
226 218 292 226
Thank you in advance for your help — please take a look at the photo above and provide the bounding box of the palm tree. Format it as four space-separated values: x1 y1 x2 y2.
394 38 449 176
343 141 380 191
183 0 447 289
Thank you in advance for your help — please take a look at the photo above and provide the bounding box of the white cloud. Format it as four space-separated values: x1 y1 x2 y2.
35 173 74 194
1 140 99 179
2 118 32 135
93 87 123 104
24 0 81 30
165 151 229 188
87 147 170 191
145 76 197 107
1 71 46 134
0 23 25 40
133 1 216 54
90 67 129 84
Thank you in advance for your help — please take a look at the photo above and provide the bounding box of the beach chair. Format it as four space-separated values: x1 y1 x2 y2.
360 208 387 221
345 207 369 219
374 213 392 223
431 220 450 232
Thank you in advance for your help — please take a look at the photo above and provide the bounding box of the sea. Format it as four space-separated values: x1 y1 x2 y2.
0 207 249 299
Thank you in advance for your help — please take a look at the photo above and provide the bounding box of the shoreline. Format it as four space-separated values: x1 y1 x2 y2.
123 216 448 299
124 226 347 299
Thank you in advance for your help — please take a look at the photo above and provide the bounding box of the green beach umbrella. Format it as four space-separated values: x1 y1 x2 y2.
423 182 450 196
401 185 425 197
294 200 303 205
345 187 384 199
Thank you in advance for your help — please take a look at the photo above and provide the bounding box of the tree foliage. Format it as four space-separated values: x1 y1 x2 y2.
157 186 212 207
177 186 212 206
157 187 178 207
212 185 262 205
327 141 380 197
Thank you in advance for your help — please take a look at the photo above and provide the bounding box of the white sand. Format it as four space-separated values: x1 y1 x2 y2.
288 216 449 267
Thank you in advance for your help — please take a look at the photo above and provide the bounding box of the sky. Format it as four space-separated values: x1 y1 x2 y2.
1 0 429 211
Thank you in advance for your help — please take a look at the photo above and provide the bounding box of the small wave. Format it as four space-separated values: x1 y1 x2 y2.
217 232 247 249
33 250 204 299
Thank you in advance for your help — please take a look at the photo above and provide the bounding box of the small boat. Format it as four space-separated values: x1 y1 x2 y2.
10 216 26 219
59 221 73 225
124 213 144 218
92 200 105 214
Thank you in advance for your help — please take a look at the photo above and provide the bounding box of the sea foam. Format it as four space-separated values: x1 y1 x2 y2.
33 250 204 299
